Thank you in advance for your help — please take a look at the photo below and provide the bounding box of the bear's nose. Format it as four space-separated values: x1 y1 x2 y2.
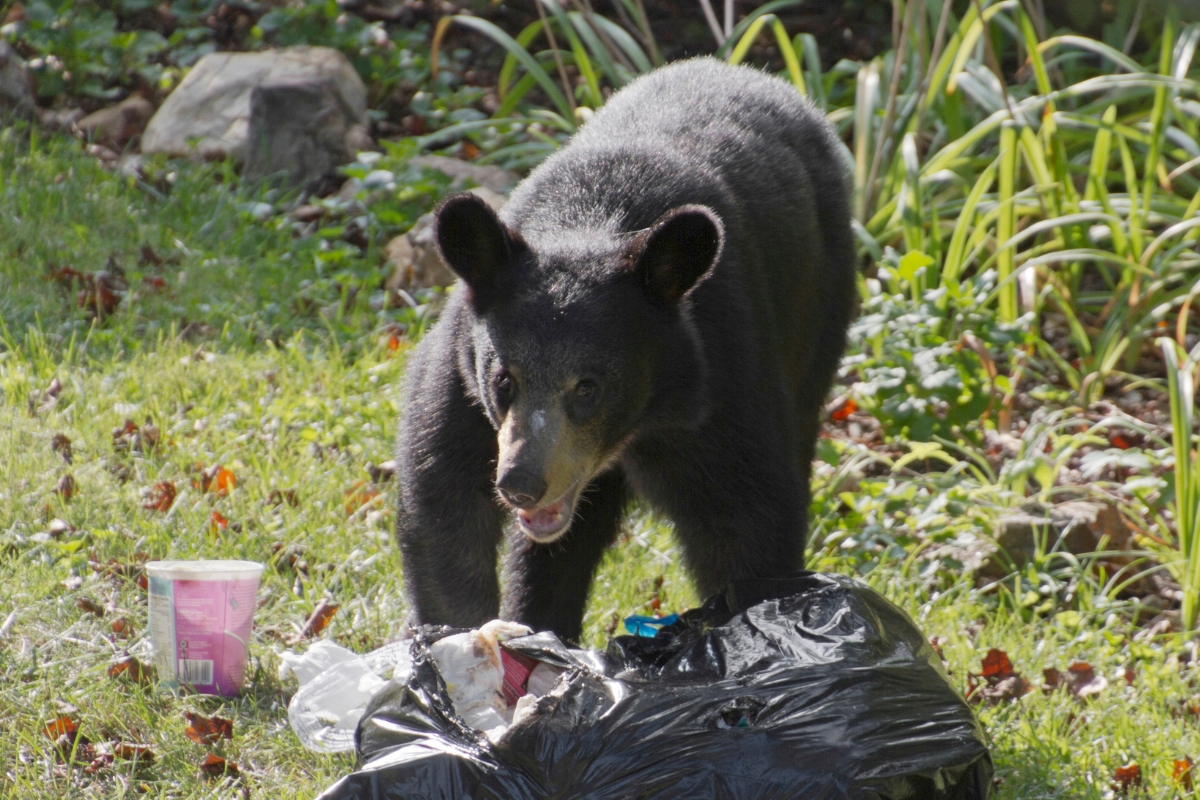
497 470 547 509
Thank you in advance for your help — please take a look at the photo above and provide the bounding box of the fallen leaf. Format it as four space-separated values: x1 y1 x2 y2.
111 616 132 637
1112 762 1141 793
967 648 1030 705
980 649 1016 681
138 244 164 267
344 480 381 515
77 597 105 617
194 464 236 495
298 599 339 639
831 397 857 421
108 654 154 685
184 711 233 745
1042 667 1062 693
1124 665 1136 685
83 753 114 774
47 518 74 538
1066 661 1108 699
112 742 156 764
141 275 169 293
1174 757 1194 789
43 715 78 740
269 488 299 508
76 266 127 319
209 510 228 533
30 377 63 415
198 753 239 779
51 433 73 463
271 541 309 575
976 675 1028 704
367 460 398 484
55 473 77 500
142 480 176 512
928 636 946 661
43 714 90 761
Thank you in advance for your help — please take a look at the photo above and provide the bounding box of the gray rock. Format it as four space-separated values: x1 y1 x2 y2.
411 155 519 194
242 78 365 192
384 186 507 295
0 39 35 124
142 47 365 162
981 500 1134 578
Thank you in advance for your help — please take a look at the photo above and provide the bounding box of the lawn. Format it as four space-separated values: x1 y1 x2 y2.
5 0 1200 797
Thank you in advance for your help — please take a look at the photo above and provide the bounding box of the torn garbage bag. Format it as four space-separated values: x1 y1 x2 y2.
319 572 994 800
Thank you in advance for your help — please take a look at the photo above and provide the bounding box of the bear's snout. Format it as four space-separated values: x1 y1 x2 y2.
497 469 547 509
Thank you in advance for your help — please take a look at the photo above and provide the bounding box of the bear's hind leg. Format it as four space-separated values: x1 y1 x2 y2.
501 470 626 643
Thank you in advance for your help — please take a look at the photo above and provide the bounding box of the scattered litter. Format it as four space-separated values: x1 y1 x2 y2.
313 572 993 799
280 639 411 753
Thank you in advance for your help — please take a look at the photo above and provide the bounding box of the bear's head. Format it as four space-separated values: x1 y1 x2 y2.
433 192 724 543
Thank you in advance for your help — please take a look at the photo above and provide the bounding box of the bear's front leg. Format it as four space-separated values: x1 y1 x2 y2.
501 470 626 643
395 337 508 629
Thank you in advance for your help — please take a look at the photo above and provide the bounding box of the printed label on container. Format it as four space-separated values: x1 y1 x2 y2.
148 575 258 696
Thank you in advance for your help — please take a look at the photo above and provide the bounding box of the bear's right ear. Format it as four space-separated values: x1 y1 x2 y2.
434 193 517 309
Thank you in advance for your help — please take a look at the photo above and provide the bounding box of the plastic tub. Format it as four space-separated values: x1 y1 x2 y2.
146 560 264 696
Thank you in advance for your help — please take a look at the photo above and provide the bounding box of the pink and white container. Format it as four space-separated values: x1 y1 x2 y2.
147 560 264 696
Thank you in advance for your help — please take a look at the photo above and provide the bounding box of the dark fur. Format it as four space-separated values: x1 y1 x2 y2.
395 58 857 642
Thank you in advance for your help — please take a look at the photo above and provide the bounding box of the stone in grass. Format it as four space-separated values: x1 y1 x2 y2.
0 39 35 124
242 78 372 193
76 94 155 151
410 155 519 194
980 500 1135 579
142 46 366 163
383 186 508 295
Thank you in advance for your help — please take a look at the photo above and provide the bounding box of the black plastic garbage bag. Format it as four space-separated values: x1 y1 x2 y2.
318 572 993 800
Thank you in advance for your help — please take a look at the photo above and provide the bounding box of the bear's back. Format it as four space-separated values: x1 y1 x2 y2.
502 59 847 245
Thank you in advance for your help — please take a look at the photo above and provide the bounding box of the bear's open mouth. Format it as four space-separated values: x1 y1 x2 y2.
516 480 582 543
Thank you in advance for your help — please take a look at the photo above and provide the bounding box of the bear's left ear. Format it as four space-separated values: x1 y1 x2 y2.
434 193 519 310
623 205 724 306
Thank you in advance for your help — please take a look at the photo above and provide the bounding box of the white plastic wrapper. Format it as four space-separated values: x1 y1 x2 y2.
282 622 568 751
280 639 412 753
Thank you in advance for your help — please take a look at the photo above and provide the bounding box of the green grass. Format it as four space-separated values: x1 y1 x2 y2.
0 131 1197 800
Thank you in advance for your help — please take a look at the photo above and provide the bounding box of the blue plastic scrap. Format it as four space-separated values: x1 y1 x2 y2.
623 614 679 637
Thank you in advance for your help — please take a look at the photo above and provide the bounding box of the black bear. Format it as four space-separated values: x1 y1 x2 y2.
395 58 857 643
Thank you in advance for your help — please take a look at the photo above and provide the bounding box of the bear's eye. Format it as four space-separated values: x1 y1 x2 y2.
574 380 598 400
495 371 516 405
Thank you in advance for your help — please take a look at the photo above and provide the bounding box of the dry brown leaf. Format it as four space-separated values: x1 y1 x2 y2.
198 752 239 779
980 649 1016 681
1174 757 1194 789
298 599 340 640
77 597 104 617
142 480 176 512
344 480 381 515
184 711 233 745
51 433 73 463
194 464 236 495
55 473 77 500
1111 762 1141 793
112 742 156 763
108 654 154 685
1066 662 1108 700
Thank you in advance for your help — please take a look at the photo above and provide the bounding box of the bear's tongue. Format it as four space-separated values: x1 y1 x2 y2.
518 496 568 536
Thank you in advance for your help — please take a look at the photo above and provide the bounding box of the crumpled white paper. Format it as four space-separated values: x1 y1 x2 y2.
427 619 532 741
